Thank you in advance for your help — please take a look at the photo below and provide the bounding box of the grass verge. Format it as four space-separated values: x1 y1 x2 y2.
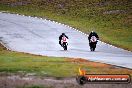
0 43 132 77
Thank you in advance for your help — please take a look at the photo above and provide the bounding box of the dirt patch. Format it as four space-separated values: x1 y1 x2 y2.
65 58 132 74
66 58 112 67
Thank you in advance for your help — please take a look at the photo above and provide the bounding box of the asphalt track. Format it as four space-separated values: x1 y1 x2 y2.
0 12 132 69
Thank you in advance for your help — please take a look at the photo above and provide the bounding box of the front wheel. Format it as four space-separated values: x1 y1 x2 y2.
64 45 67 50
90 42 96 51
62 42 67 50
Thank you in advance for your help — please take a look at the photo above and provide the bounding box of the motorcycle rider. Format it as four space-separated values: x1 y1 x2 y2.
59 33 68 46
88 31 99 42
88 31 99 50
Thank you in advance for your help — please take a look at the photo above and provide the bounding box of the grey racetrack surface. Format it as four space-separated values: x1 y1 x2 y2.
0 12 132 69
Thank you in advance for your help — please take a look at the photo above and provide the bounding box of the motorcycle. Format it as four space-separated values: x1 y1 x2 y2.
61 36 68 50
89 36 97 51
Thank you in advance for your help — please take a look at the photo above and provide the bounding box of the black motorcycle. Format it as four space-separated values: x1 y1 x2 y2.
61 36 68 50
89 36 97 51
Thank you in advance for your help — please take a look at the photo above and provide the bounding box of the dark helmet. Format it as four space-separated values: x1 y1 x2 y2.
62 33 65 35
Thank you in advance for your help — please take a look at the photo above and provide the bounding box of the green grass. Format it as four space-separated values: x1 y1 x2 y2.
0 0 131 51
0 50 78 77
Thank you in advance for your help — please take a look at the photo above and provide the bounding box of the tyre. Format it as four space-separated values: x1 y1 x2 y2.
64 45 67 50
90 47 93 51
90 42 96 51
62 42 67 50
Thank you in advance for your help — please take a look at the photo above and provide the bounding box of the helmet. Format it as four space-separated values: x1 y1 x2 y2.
91 31 94 33
62 33 65 35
